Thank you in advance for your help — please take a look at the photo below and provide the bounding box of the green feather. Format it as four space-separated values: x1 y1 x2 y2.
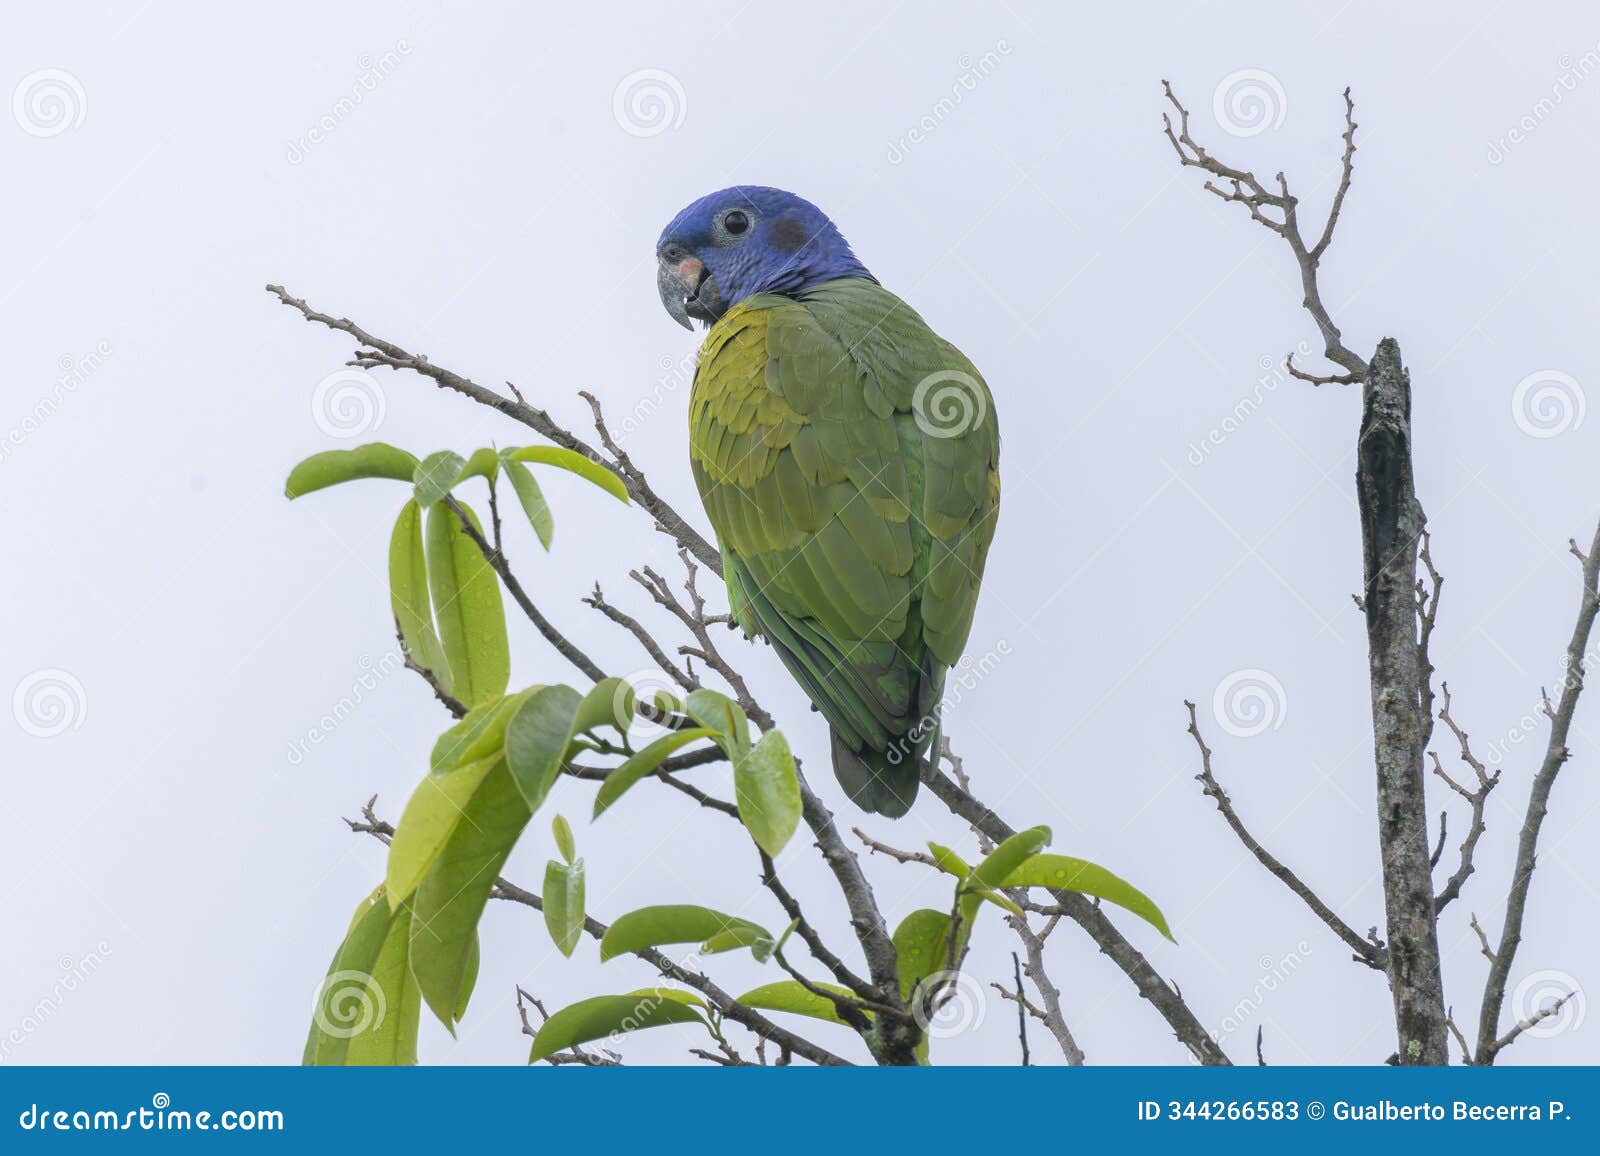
687 279 999 815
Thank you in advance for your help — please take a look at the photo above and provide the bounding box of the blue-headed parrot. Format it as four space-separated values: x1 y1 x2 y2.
656 186 1000 817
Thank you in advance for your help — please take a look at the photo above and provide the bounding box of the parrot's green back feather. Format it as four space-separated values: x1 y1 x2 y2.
689 278 1000 815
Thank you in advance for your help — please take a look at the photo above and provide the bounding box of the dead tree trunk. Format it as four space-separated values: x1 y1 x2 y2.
1355 338 1448 1064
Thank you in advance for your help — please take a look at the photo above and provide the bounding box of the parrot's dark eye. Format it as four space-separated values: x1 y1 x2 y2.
723 210 750 235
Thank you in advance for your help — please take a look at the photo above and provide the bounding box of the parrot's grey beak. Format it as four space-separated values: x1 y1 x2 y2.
657 251 722 330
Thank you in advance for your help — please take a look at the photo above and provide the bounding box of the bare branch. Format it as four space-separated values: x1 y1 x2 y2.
924 766 1231 1065
266 284 721 571
1484 992 1577 1064
1430 683 1500 913
1161 83 1368 378
395 621 467 719
1186 701 1385 969
1285 351 1359 387
1476 516 1600 1063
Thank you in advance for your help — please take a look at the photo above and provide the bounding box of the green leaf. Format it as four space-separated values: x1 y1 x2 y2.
503 682 632 813
684 688 750 755
455 934 480 1024
304 887 421 1066
1003 853 1175 941
599 905 769 962
424 500 509 707
892 908 956 999
428 691 532 775
410 759 533 1029
412 450 466 507
503 446 629 505
543 858 586 958
528 991 705 1063
390 500 448 689
457 447 500 486
592 728 717 819
927 842 971 877
922 843 1020 917
737 980 861 1027
503 685 582 812
386 754 501 907
285 443 418 498
973 826 1052 890
733 730 801 858
503 459 554 550
700 923 776 963
893 907 954 1066
552 814 576 865
574 677 635 737
412 447 502 508
962 825 1051 927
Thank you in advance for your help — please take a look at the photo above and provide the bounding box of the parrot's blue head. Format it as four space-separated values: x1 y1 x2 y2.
656 186 874 329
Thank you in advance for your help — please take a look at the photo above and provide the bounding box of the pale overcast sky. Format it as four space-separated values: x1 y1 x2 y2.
2 1 1596 1065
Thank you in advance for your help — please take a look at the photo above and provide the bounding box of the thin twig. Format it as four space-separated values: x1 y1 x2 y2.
1475 518 1600 1063
1161 82 1368 378
1186 701 1386 969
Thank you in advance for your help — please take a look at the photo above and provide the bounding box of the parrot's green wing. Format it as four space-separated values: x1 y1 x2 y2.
688 278 1000 815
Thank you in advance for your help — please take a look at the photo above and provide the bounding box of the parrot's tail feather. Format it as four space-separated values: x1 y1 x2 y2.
830 731 919 818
